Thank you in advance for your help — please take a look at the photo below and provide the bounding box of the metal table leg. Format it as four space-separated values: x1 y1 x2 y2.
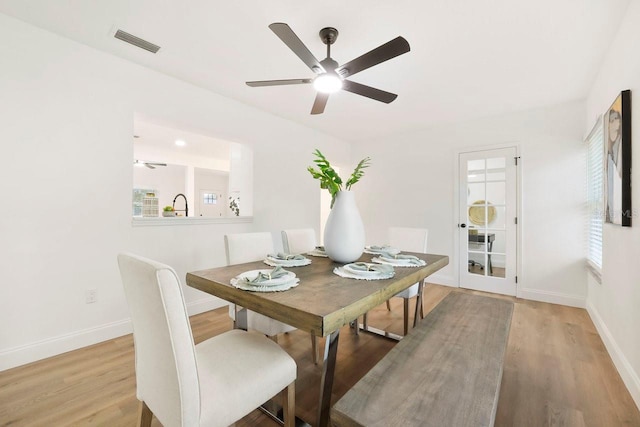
317 330 340 427
234 305 247 330
487 239 494 275
413 281 425 328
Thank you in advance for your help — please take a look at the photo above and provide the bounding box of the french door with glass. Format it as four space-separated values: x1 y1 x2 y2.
458 147 517 296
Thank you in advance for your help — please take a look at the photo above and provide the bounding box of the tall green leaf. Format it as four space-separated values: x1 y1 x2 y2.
307 149 371 208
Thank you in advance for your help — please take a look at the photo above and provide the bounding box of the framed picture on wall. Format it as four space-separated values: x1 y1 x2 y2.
604 89 632 226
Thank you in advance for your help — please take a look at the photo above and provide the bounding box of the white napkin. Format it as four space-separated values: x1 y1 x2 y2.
380 253 423 265
243 266 289 284
347 262 394 275
365 245 401 255
268 252 307 261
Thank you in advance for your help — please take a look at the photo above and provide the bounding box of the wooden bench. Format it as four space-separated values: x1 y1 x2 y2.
331 292 513 427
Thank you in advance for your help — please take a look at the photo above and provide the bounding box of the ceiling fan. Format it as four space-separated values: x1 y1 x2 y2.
246 23 410 115
134 160 167 169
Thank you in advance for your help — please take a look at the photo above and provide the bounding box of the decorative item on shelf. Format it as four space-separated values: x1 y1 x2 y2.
308 149 371 263
162 206 176 217
142 193 159 217
229 196 240 216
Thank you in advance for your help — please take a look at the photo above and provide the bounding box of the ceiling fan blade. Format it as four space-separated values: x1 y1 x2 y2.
246 78 312 87
269 23 325 74
311 92 329 115
336 36 410 79
342 80 398 103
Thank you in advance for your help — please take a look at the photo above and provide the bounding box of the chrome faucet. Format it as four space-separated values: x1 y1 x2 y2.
172 193 188 217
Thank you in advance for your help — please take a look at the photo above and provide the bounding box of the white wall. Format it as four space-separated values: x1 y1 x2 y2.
585 1 640 409
0 13 348 370
228 143 254 217
351 100 586 307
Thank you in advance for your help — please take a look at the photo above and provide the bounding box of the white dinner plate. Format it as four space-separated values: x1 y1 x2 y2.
372 256 426 267
231 277 300 292
307 248 328 257
364 245 401 255
264 256 312 267
333 267 395 281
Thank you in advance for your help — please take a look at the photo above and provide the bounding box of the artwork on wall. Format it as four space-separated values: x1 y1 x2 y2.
604 89 632 227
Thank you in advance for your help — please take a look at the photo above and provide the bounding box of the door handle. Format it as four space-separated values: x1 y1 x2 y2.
459 223 467 228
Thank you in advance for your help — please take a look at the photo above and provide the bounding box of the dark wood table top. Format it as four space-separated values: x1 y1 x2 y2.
187 252 449 338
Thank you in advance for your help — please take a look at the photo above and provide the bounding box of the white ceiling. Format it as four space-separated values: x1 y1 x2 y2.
0 0 630 142
134 116 231 161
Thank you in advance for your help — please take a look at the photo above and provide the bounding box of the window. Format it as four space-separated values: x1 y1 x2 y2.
586 117 603 271
203 193 217 204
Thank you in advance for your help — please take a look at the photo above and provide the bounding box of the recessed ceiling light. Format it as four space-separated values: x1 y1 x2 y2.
175 139 186 147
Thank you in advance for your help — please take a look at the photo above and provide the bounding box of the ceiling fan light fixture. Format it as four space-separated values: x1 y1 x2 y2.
313 74 342 94
246 23 410 114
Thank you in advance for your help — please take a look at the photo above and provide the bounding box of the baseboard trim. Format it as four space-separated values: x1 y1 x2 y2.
0 318 133 372
186 296 227 316
517 287 585 308
587 302 640 410
0 297 227 372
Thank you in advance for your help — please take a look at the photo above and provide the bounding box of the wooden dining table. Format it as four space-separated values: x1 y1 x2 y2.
186 252 449 427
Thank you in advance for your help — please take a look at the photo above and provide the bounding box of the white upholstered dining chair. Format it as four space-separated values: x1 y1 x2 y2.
281 228 318 255
117 253 296 427
281 228 321 363
224 232 297 337
387 227 429 334
360 227 429 336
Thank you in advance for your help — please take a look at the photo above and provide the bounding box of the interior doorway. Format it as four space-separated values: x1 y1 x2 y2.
198 189 225 217
458 147 518 296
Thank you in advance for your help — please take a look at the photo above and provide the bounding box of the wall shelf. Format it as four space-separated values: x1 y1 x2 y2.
132 216 252 227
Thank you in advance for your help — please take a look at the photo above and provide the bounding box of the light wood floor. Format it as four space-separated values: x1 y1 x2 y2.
1 285 639 426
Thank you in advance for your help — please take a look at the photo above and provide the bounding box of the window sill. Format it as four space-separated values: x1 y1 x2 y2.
585 259 602 284
132 216 253 227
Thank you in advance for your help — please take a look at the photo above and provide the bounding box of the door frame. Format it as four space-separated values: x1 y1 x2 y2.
453 143 523 297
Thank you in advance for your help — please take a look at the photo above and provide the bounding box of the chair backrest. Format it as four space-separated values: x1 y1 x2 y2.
389 227 428 254
117 253 200 427
225 232 274 265
281 228 317 254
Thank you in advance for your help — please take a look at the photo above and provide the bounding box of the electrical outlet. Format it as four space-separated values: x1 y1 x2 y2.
85 289 97 304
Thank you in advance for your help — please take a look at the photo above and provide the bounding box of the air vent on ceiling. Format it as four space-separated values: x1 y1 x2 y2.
114 29 161 53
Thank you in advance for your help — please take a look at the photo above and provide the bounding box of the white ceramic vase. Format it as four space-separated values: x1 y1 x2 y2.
324 191 365 263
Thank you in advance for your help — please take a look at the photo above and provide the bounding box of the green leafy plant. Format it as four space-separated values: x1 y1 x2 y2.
229 196 240 216
307 149 371 208
163 206 174 212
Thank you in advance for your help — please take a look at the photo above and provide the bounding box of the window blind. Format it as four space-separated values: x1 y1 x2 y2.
586 119 603 269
